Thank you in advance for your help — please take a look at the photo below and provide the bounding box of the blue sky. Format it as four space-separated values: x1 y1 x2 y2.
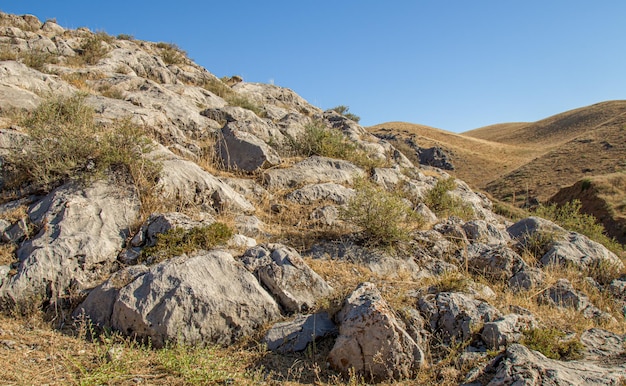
2 1 625 132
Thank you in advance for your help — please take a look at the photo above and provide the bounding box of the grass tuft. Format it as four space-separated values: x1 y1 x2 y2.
140 223 233 264
520 327 584 360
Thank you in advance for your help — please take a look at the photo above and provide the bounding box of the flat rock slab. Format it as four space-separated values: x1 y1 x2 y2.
264 312 337 353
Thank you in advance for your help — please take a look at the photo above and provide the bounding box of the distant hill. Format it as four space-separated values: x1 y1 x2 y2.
369 101 626 241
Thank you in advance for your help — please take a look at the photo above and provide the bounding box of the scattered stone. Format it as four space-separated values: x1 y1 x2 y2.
328 282 426 382
419 292 501 343
481 313 539 349
217 122 281 172
263 312 337 353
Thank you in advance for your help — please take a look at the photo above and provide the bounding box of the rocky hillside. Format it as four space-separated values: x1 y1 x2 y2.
0 12 625 385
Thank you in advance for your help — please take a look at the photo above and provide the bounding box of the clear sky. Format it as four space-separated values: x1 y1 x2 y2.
2 1 625 133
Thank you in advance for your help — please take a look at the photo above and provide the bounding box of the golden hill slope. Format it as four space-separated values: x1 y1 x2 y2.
368 122 539 188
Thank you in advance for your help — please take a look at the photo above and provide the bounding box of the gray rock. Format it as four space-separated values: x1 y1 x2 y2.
481 313 538 349
463 220 511 245
241 244 332 313
74 265 150 327
234 215 265 237
263 312 337 353
508 267 544 291
486 343 626 385
109 251 281 347
217 122 281 172
371 167 407 189
419 292 501 342
539 279 615 323
309 205 339 226
541 231 624 271
466 244 527 282
415 203 438 224
0 180 139 309
580 328 625 360
148 145 254 213
263 156 365 190
285 183 355 205
328 282 426 382
418 146 454 170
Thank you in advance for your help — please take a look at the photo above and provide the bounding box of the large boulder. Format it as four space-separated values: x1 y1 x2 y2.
217 122 281 172
328 282 426 382
484 343 626 385
0 180 139 310
284 183 355 205
148 145 254 213
241 244 332 313
508 216 624 271
263 156 365 190
77 250 281 347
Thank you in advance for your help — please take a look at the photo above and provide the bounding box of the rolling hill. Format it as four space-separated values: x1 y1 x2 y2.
369 100 626 241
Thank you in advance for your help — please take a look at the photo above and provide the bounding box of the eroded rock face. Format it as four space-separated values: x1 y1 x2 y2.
485 343 626 385
0 180 139 309
80 250 281 348
328 282 426 382
285 183 355 205
217 122 281 172
263 156 365 190
466 244 527 282
418 292 501 343
241 244 332 313
481 313 538 349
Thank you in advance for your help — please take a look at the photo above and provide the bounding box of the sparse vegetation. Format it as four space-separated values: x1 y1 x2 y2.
76 32 113 65
423 177 474 220
3 93 159 194
141 223 233 264
331 105 361 123
520 327 584 360
286 121 385 170
341 178 423 246
534 199 624 255
157 42 186 65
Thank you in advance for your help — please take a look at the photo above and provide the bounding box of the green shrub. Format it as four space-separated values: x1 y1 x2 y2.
286 121 385 170
520 328 584 360
423 177 474 220
141 223 233 264
341 179 423 246
78 32 112 65
534 200 623 255
330 105 360 123
4 93 159 192
116 34 134 41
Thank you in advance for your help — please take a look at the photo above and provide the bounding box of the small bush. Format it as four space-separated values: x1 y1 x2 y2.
116 34 134 41
432 271 471 293
157 42 186 65
330 105 360 123
286 121 384 170
77 32 112 65
201 77 234 98
287 121 356 159
520 328 584 360
423 177 474 220
20 50 58 71
141 223 233 264
4 93 159 193
341 179 423 246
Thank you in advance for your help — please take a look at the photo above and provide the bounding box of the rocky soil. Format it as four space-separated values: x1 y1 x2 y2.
0 12 624 385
